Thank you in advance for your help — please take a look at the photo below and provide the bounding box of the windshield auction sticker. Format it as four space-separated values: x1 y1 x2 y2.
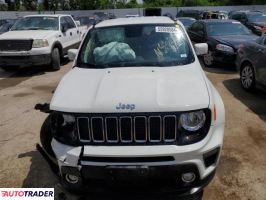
155 26 178 33
0 188 54 200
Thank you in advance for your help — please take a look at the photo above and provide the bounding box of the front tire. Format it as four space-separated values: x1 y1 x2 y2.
51 48 60 70
240 64 256 91
203 51 215 67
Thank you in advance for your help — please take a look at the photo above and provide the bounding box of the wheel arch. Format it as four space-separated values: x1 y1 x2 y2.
52 42 64 58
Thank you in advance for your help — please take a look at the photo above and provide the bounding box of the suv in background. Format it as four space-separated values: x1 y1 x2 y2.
176 10 203 20
230 11 266 35
0 15 87 71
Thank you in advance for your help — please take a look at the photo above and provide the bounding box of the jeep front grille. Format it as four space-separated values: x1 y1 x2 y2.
0 40 33 51
77 114 178 145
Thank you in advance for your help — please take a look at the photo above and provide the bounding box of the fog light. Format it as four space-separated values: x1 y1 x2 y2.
182 172 196 183
65 174 79 184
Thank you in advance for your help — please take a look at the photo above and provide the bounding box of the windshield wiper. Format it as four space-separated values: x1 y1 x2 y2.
78 62 110 69
77 60 187 69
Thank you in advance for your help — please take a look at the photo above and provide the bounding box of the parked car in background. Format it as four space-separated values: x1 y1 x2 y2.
202 11 227 20
163 13 174 20
0 19 16 26
188 19 259 67
0 20 16 35
0 19 8 26
144 8 162 16
126 14 140 18
218 11 229 19
76 16 99 28
176 9 203 20
37 16 225 199
177 17 196 29
236 33 266 91
0 15 87 71
230 11 266 35
94 12 109 21
107 13 116 19
229 10 262 18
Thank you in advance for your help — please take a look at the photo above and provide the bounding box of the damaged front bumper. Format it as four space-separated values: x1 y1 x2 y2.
37 133 222 196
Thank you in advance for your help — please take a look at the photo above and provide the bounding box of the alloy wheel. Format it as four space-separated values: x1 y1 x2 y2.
203 51 214 67
241 65 254 89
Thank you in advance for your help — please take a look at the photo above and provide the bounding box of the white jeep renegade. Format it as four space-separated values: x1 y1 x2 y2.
37 17 225 199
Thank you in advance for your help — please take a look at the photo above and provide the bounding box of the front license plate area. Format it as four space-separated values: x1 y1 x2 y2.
106 165 150 180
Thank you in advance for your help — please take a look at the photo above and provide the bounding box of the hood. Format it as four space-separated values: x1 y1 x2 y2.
0 30 55 40
50 64 210 113
212 34 259 49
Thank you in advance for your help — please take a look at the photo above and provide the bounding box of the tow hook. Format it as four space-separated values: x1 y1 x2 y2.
35 103 51 113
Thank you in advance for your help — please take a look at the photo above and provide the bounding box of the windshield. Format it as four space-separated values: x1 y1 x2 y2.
77 24 194 68
0 23 12 32
11 17 58 31
207 22 251 36
247 14 266 23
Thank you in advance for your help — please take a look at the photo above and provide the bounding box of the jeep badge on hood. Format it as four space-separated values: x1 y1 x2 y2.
116 103 136 111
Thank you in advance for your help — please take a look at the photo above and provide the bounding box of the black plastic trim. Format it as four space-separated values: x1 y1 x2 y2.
81 156 175 163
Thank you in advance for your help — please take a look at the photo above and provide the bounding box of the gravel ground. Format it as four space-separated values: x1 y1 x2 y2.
0 62 265 200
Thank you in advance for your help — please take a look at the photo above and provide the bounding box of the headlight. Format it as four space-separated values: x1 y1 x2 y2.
178 109 211 145
50 113 79 146
180 110 206 131
216 44 234 53
254 25 262 30
32 39 49 48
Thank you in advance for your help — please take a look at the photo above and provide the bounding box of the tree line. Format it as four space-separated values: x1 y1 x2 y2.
1 0 266 11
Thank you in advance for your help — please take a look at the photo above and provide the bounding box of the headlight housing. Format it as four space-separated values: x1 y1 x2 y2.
216 44 234 53
180 110 206 131
178 109 211 145
254 25 262 30
50 113 79 146
32 39 49 48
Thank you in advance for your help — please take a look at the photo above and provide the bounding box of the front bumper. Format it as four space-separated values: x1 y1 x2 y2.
60 163 215 196
42 122 224 194
0 54 51 67
213 50 236 65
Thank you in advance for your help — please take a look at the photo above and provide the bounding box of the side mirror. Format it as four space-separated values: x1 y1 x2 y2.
75 20 81 26
61 24 67 33
68 49 78 61
194 43 208 56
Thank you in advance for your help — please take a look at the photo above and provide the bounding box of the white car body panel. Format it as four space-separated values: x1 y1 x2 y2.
0 30 56 40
